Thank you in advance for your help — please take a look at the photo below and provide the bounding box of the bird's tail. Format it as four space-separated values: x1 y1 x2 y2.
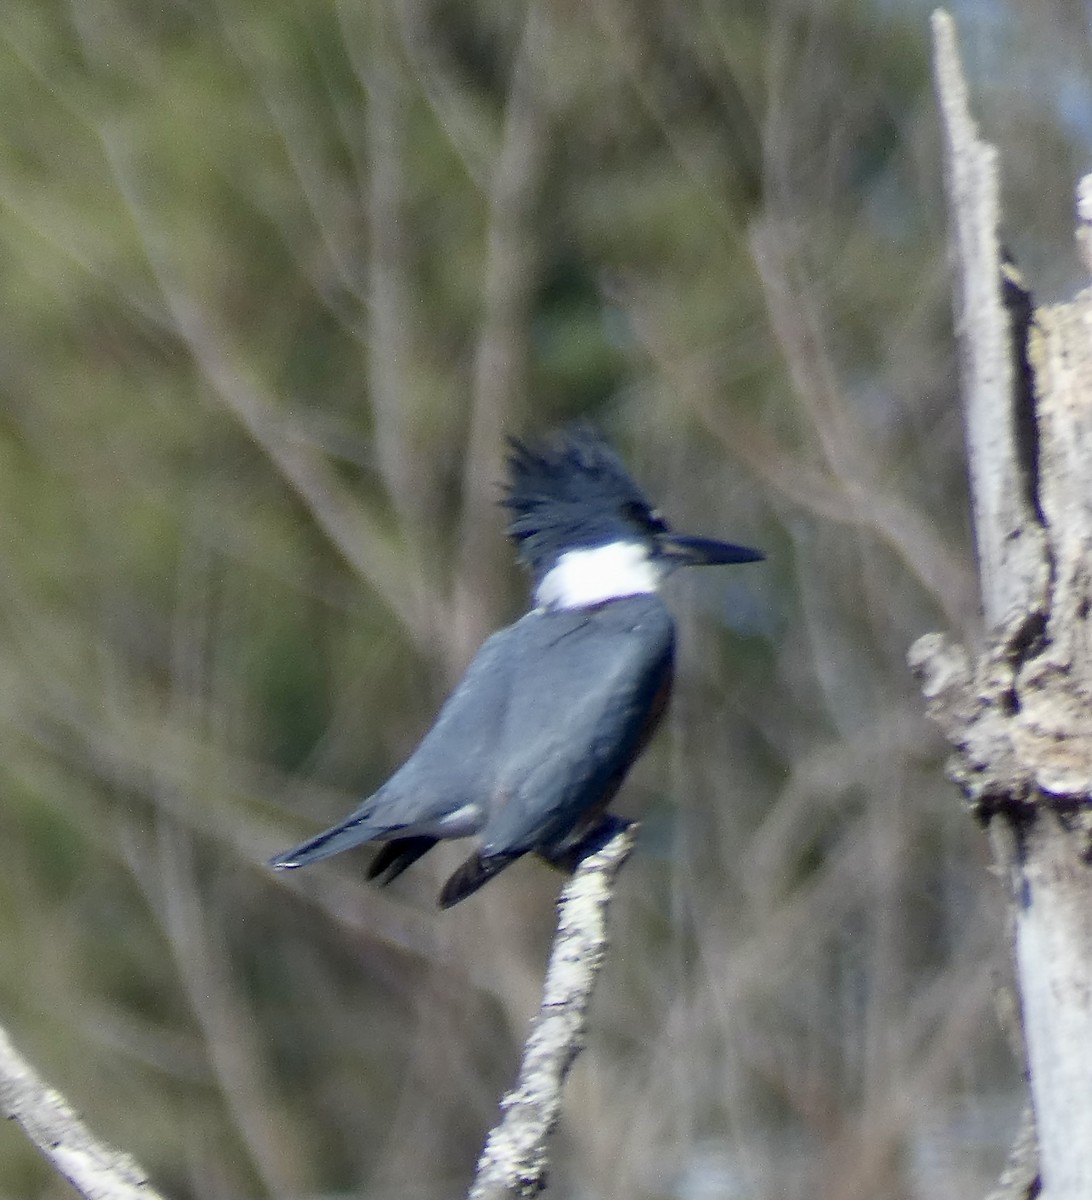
269 812 382 870
438 850 521 908
367 836 438 885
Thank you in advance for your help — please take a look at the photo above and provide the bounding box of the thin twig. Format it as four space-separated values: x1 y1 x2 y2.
467 822 639 1200
453 0 551 670
152 821 306 1199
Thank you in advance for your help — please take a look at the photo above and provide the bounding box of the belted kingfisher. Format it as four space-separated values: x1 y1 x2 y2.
270 429 762 907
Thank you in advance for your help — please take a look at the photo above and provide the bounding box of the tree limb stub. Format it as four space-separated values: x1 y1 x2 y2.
930 11 1050 631
467 821 638 1200
914 13 1092 1199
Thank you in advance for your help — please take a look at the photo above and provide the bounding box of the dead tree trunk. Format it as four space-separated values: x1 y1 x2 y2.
909 13 1092 1200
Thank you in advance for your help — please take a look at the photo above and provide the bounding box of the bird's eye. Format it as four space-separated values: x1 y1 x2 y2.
623 501 668 533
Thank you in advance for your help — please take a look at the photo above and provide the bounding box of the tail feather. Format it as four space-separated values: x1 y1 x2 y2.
438 850 521 909
367 836 438 885
269 812 381 870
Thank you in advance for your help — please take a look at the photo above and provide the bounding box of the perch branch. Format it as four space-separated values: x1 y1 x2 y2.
467 821 639 1200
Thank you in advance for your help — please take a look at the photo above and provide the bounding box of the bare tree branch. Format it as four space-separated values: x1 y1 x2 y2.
0 1020 167 1200
151 822 307 1199
355 0 422 533
96 137 431 648
453 0 552 669
467 821 639 1200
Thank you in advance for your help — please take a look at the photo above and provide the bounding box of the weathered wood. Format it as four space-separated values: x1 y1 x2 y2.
931 11 1050 629
912 13 1092 1199
1020 294 1092 795
1012 815 1092 1199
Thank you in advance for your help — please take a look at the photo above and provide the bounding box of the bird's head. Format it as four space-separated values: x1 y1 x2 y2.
502 428 763 610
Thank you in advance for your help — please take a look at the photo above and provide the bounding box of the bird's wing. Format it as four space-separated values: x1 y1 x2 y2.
269 623 518 868
478 596 675 859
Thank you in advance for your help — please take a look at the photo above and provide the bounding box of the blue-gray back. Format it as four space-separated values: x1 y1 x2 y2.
373 594 675 852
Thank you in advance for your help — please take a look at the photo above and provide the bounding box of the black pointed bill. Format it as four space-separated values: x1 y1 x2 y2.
659 534 764 567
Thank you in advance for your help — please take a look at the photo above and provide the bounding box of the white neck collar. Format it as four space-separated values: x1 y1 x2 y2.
535 542 661 610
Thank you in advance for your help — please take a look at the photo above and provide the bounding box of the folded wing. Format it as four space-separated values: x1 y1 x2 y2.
439 595 675 904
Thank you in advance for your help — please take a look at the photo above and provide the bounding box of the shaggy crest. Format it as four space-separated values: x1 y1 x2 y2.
501 428 667 579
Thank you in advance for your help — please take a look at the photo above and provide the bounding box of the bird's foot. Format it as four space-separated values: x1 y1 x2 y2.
539 815 635 875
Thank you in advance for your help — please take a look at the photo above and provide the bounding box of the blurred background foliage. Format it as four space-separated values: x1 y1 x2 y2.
0 0 1088 1197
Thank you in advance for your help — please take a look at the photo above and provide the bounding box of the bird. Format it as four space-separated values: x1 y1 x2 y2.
269 428 763 907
